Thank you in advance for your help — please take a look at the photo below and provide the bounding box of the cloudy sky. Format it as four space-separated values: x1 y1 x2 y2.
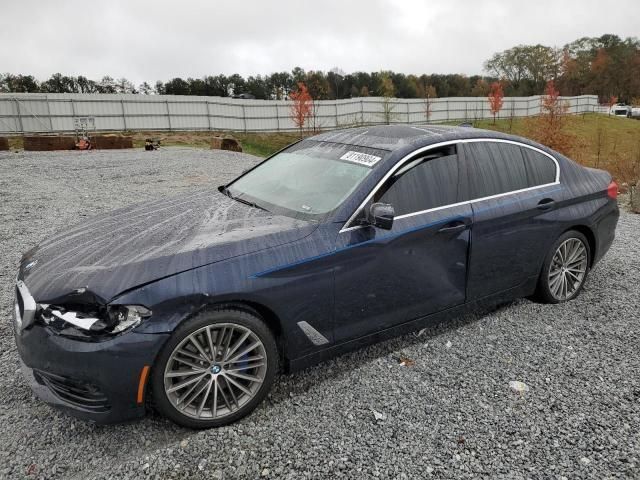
1 0 638 85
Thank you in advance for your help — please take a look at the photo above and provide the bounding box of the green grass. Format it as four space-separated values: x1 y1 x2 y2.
233 132 301 157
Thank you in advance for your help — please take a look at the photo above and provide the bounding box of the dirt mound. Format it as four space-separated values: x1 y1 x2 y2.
24 136 76 151
23 135 133 151
92 135 133 149
211 136 242 152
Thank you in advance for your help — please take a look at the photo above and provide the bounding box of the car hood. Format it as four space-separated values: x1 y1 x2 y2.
20 189 316 302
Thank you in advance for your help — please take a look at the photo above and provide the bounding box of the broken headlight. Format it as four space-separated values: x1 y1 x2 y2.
39 304 151 338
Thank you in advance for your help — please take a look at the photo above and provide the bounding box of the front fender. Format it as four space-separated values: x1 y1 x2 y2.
115 226 338 360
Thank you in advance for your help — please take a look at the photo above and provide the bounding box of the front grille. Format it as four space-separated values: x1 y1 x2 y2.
34 370 111 413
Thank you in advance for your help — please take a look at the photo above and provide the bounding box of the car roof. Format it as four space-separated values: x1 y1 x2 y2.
310 124 537 152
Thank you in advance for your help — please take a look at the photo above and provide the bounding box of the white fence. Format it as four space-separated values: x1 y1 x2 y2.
0 93 601 135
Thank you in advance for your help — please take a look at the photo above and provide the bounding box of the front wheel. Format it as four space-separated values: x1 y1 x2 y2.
534 230 591 304
151 308 278 429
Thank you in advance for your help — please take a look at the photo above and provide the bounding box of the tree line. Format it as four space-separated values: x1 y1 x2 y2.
0 69 496 100
1 34 638 103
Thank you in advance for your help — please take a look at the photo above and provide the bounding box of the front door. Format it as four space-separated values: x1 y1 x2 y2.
332 144 471 342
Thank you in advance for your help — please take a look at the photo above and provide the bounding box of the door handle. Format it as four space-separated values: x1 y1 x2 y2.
437 221 467 234
537 198 555 211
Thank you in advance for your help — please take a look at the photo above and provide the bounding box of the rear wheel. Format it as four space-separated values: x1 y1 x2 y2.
151 308 278 429
534 230 591 304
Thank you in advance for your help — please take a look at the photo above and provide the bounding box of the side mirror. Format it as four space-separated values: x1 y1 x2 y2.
366 202 394 230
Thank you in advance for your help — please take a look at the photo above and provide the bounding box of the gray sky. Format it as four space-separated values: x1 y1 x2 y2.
1 0 638 85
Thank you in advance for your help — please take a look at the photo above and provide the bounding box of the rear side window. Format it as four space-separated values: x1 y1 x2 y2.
374 145 458 216
521 147 557 186
461 142 528 200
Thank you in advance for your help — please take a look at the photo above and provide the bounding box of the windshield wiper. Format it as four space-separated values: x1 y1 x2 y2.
222 187 267 211
233 196 268 211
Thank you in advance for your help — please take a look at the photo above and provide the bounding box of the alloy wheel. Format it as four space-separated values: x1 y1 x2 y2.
163 323 268 420
548 237 588 301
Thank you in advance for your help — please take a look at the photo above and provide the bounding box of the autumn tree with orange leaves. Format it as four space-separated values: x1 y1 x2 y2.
487 82 504 124
289 82 313 137
526 80 574 156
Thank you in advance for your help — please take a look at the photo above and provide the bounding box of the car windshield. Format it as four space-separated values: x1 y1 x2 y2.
226 140 389 221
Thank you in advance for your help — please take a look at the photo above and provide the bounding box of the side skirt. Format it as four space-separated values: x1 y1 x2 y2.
286 276 538 373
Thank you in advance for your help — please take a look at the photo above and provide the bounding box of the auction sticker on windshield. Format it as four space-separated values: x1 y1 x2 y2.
340 151 381 168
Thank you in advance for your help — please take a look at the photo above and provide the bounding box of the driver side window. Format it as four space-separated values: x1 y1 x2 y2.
373 145 459 217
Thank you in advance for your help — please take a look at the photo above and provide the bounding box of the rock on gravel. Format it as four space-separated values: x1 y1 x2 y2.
0 148 639 479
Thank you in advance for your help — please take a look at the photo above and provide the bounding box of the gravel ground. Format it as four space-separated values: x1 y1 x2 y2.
0 147 638 480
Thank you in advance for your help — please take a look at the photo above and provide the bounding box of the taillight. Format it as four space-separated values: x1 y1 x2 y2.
607 180 618 200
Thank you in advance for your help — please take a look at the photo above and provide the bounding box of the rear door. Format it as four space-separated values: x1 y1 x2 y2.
333 144 472 342
459 140 561 299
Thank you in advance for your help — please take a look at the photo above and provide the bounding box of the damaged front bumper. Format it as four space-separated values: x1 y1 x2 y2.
14 296 169 424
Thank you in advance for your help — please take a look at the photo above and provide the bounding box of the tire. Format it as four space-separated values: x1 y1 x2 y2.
151 308 278 429
533 230 591 304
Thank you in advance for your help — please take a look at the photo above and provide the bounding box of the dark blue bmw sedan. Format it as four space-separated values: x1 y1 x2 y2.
13 125 619 428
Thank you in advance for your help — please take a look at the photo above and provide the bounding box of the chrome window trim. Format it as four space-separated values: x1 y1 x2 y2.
339 138 561 233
